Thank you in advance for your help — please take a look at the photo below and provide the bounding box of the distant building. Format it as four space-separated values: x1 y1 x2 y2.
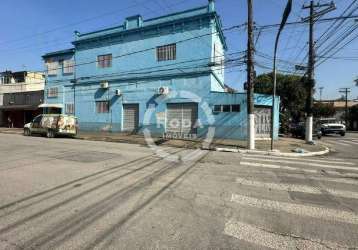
318 99 358 122
41 0 280 140
0 71 44 127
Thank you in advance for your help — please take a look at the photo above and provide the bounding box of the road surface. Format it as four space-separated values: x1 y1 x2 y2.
0 132 357 249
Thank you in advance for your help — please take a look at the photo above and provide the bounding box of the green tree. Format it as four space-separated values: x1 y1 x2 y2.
348 104 358 130
312 102 336 118
254 73 309 133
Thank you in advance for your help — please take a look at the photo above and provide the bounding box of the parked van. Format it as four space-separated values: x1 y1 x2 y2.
24 114 78 138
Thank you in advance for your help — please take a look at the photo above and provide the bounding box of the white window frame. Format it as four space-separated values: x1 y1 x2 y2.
47 87 58 98
65 103 74 114
157 44 176 61
63 60 74 74
97 54 112 68
46 60 58 76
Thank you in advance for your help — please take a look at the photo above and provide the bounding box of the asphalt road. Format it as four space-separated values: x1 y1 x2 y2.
0 133 357 249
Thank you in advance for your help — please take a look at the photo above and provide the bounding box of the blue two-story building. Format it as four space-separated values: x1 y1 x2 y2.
42 0 279 140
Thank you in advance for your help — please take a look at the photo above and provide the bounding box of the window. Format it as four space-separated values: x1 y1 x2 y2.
46 60 58 76
157 44 176 61
33 115 42 125
47 87 58 98
231 105 241 112
213 104 241 113
65 103 74 114
222 105 230 112
97 54 112 68
213 105 222 112
96 101 109 113
63 60 74 74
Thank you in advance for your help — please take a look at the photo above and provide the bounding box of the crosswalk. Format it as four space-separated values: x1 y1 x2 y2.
224 153 358 249
321 137 358 148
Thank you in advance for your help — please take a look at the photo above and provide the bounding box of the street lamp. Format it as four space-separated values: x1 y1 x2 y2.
271 0 292 150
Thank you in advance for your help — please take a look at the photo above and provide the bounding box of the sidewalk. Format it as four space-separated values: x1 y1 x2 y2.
77 131 327 155
0 128 328 155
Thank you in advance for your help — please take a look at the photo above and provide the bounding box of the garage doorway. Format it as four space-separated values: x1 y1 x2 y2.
122 104 139 133
166 103 198 136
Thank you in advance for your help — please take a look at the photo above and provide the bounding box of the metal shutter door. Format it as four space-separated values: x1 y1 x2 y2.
123 104 139 132
166 103 198 134
182 103 197 134
166 104 182 133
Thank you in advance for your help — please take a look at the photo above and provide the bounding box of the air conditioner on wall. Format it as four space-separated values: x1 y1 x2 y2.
100 81 109 89
158 86 170 95
115 89 121 96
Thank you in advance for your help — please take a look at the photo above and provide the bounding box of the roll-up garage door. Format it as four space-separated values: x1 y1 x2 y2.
123 104 139 132
166 103 198 135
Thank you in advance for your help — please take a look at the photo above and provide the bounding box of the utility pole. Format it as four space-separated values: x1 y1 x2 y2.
247 0 255 150
302 1 335 143
339 87 351 127
319 87 324 101
270 0 292 151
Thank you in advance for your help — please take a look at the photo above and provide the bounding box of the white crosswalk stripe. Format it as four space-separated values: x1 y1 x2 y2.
323 139 358 147
340 140 358 145
224 220 348 250
279 174 358 185
241 161 316 173
236 177 358 200
230 193 358 225
226 148 358 248
242 154 356 165
240 161 358 177
242 157 358 172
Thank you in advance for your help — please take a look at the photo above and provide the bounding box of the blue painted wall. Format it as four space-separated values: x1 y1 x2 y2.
42 2 280 140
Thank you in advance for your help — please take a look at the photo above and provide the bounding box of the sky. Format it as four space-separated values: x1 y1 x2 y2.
0 0 357 100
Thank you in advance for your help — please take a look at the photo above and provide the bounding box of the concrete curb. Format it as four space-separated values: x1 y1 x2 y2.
215 146 330 157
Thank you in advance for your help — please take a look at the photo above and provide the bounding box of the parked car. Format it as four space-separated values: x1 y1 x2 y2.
24 114 78 138
318 118 346 136
290 122 322 139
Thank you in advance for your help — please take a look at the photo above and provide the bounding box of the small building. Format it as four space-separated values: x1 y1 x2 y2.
319 99 358 123
0 71 44 127
42 0 279 140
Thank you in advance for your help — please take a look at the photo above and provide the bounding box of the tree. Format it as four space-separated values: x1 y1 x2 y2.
348 104 358 130
254 73 309 133
312 102 336 118
354 77 358 87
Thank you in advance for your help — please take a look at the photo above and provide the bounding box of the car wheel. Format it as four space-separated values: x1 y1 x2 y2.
24 128 31 136
46 130 55 138
340 132 345 136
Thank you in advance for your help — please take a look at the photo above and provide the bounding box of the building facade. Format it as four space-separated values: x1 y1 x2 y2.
42 0 279 140
0 71 44 127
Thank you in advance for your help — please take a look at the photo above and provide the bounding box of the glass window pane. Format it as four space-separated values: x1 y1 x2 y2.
222 105 230 112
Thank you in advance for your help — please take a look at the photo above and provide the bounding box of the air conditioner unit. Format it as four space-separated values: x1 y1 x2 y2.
100 81 109 89
115 89 122 96
158 86 170 95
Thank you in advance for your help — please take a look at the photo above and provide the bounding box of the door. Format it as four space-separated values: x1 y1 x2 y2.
255 106 271 138
123 104 139 132
166 103 198 135
31 115 43 133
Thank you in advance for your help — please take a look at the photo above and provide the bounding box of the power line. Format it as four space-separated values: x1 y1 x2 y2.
36 51 246 86
0 0 178 48
38 25 243 75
